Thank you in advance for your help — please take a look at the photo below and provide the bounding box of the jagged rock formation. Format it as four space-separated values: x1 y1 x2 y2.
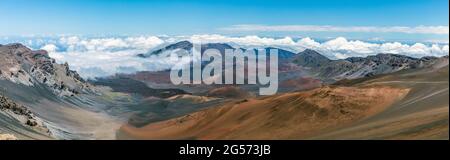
0 94 34 120
0 43 93 96
0 94 50 134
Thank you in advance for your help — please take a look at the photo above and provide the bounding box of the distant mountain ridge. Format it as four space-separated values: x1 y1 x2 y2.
3 42 446 92
292 49 448 81
137 41 448 82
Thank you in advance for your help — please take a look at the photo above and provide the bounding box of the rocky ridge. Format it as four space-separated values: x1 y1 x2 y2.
0 43 94 96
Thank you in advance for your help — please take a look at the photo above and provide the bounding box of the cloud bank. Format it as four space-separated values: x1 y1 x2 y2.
189 35 449 59
221 25 450 35
39 36 174 78
8 35 448 79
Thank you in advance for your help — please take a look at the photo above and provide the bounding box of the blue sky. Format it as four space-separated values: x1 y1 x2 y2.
0 0 448 41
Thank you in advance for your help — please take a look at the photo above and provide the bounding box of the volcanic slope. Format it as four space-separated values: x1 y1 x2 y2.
312 64 449 139
119 86 410 139
119 63 448 140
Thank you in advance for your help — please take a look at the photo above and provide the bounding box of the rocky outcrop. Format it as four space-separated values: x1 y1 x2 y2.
0 94 50 133
0 95 33 118
0 43 94 96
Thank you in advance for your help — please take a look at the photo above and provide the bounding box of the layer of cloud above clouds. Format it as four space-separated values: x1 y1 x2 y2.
220 25 450 35
9 35 445 79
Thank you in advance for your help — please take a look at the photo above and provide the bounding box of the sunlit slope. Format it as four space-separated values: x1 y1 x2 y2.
311 66 449 139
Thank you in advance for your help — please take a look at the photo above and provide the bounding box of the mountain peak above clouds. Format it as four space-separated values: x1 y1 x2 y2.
137 40 297 59
292 49 331 68
134 40 448 82
138 40 235 57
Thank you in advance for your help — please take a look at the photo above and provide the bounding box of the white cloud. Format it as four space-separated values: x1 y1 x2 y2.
40 44 58 52
125 36 165 49
57 36 164 52
424 39 449 44
334 53 350 59
187 35 449 59
297 37 321 48
442 45 449 53
60 36 80 45
312 37 448 58
41 36 171 78
48 49 188 78
190 34 297 46
25 35 449 79
322 37 380 54
221 25 450 35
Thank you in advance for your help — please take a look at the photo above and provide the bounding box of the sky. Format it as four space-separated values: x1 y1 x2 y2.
0 0 448 78
0 0 448 41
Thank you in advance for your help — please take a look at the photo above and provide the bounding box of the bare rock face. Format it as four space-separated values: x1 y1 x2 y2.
0 43 94 96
